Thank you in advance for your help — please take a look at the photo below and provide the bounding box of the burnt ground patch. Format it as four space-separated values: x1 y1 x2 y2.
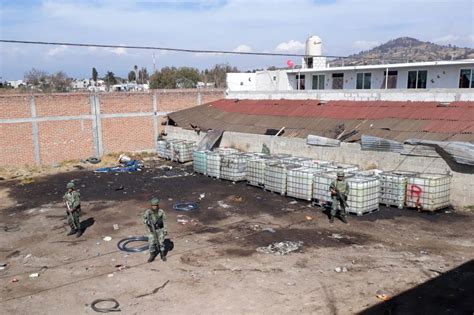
208 226 373 256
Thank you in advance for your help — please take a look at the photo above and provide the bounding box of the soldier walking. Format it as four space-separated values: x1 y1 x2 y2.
63 182 83 237
143 198 168 262
329 171 349 224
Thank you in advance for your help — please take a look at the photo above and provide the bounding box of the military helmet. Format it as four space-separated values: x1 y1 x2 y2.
66 182 75 189
337 171 345 177
150 198 160 206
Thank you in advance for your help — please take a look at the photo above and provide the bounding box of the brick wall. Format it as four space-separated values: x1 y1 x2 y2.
0 89 224 166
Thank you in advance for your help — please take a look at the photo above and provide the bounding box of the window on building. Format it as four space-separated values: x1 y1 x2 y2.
407 70 428 89
356 73 372 89
312 74 325 90
296 74 305 90
382 71 398 89
459 69 473 88
332 73 344 89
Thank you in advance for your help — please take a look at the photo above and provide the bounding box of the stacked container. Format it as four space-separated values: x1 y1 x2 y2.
157 140 167 159
301 159 333 169
380 170 418 209
206 151 222 178
406 174 451 211
164 139 185 160
264 162 300 195
173 140 196 163
246 156 274 187
346 177 380 215
220 153 249 182
287 167 320 201
214 147 240 156
193 150 209 175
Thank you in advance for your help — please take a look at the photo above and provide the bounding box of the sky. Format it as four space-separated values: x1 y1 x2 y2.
0 0 473 80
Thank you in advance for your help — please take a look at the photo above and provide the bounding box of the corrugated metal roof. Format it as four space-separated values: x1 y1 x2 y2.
168 99 474 143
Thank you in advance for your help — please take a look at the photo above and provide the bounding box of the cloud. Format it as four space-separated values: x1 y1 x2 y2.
108 47 127 55
47 45 68 56
433 35 460 45
233 44 252 53
275 40 305 54
352 40 380 51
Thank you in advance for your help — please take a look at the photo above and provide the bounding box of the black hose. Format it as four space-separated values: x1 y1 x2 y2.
117 236 149 253
91 298 120 313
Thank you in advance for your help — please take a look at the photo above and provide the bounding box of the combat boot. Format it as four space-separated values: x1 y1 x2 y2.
329 216 334 223
160 251 167 262
148 251 158 263
67 229 77 236
340 216 348 224
76 228 84 237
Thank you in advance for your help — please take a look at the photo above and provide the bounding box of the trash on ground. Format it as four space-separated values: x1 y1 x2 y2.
118 154 131 164
305 215 312 220
29 273 39 278
114 186 124 191
198 193 206 200
233 195 243 202
94 160 143 173
113 224 119 230
262 227 276 233
107 273 114 278
11 278 19 283
217 200 231 209
115 264 128 271
289 201 298 205
21 178 35 185
91 298 121 313
103 236 112 242
330 233 344 239
173 202 199 211
84 157 101 164
135 280 170 299
257 241 303 255
177 215 199 225
376 290 392 301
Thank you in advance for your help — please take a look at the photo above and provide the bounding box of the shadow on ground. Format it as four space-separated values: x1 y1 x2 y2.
360 260 474 315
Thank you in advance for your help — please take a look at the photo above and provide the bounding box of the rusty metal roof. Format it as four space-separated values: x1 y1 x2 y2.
168 99 474 142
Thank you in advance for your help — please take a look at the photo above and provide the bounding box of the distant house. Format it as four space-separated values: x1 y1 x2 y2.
197 82 216 88
7 80 25 88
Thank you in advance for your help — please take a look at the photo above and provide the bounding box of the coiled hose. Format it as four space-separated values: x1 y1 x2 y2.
91 298 120 313
117 236 149 252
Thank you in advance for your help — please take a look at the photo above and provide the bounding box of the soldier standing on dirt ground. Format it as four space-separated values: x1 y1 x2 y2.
143 198 168 263
329 171 349 224
63 182 83 237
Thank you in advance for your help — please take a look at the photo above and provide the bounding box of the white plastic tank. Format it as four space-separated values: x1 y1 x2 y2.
306 35 322 56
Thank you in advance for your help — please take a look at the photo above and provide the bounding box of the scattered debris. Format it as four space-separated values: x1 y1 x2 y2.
29 273 39 278
305 215 312 221
198 193 206 201
0 263 7 271
114 186 124 191
84 157 101 164
135 280 170 298
107 273 114 278
21 177 35 185
113 224 119 231
330 234 344 239
262 227 276 233
334 267 348 273
95 160 143 173
376 290 393 301
257 241 303 255
118 154 131 164
233 195 243 202
11 278 19 283
103 236 112 242
217 200 231 209
115 265 128 271
173 202 199 212
289 201 298 205
91 298 120 313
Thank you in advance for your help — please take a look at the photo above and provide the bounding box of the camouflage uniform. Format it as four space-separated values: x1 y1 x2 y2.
143 198 167 262
329 172 350 222
63 182 82 236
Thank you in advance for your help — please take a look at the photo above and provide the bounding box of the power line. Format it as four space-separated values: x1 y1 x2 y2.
0 39 344 58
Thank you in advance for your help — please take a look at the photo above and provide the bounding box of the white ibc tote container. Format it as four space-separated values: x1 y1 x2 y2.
406 174 451 211
313 171 355 205
206 151 222 178
380 170 418 209
246 156 274 187
193 150 209 174
157 140 167 159
221 153 249 181
287 167 320 201
346 176 380 215
264 162 300 195
325 162 359 173
173 140 196 163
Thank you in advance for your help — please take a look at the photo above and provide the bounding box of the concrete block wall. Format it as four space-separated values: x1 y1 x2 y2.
0 89 224 166
165 126 473 208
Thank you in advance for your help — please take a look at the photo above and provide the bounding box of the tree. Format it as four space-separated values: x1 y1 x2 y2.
176 67 200 88
128 70 136 82
104 71 117 89
24 68 71 92
138 67 149 84
207 63 239 88
24 68 49 89
92 67 98 82
50 71 71 92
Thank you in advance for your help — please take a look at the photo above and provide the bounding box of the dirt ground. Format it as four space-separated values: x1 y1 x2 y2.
0 157 473 315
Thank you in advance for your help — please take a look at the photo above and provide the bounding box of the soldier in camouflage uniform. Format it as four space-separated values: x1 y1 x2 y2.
63 182 83 237
143 198 168 262
329 171 349 224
